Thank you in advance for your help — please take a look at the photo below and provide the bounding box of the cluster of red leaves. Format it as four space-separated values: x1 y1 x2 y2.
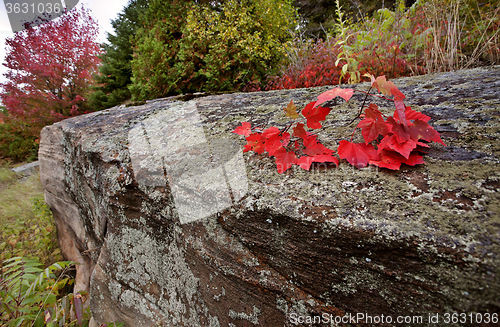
233 74 444 173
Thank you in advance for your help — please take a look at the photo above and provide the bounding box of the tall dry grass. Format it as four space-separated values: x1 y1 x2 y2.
421 0 500 73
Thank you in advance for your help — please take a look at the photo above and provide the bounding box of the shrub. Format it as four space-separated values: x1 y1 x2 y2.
335 0 430 83
264 0 428 91
184 0 297 92
0 116 41 162
129 0 192 100
130 0 297 99
263 37 343 90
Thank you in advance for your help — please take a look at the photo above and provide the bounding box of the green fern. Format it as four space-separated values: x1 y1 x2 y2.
0 256 74 326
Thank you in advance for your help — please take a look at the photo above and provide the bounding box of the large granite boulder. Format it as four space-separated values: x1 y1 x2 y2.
39 66 500 326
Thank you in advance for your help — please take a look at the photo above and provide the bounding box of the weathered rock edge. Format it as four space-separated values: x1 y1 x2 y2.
39 66 500 326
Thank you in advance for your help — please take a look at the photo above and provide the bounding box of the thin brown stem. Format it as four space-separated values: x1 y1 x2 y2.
345 87 374 126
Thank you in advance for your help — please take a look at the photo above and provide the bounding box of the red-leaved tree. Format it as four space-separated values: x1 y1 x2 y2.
1 5 101 119
0 6 101 160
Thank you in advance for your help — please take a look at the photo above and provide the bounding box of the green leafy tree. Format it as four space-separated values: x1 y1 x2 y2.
129 0 193 100
89 0 148 110
184 0 298 92
130 0 298 100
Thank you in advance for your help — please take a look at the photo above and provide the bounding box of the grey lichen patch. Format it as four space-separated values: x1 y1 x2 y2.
106 166 124 194
102 219 204 324
106 226 155 286
276 296 289 314
286 299 311 321
212 286 225 301
330 262 396 298
208 315 221 327
108 279 122 302
228 306 261 324
119 289 164 324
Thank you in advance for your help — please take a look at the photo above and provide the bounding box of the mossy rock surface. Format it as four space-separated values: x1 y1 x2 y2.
39 66 500 326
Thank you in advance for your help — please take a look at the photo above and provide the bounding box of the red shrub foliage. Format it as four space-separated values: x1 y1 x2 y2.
264 38 343 91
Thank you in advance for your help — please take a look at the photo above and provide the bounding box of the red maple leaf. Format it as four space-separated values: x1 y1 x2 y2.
409 120 445 145
315 87 354 107
262 126 280 140
337 140 378 168
302 101 331 129
261 127 290 155
298 155 339 171
244 133 265 154
357 117 389 144
402 152 425 166
394 106 431 123
293 123 307 139
369 150 402 170
364 103 384 120
377 134 417 159
391 87 405 101
416 141 430 148
367 75 405 101
232 122 252 136
366 75 407 127
371 149 425 170
386 116 410 143
281 132 291 147
265 136 284 156
394 100 408 128
303 135 334 156
274 147 298 174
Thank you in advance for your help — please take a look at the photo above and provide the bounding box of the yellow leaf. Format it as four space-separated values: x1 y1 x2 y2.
284 100 298 119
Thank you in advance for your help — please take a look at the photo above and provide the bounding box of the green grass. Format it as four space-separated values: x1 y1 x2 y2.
0 163 62 266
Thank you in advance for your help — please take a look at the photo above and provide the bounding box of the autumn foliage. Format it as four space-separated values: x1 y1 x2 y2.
233 75 445 173
262 38 343 91
130 0 297 100
0 6 101 160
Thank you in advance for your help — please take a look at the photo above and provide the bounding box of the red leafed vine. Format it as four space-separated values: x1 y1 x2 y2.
233 74 445 173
